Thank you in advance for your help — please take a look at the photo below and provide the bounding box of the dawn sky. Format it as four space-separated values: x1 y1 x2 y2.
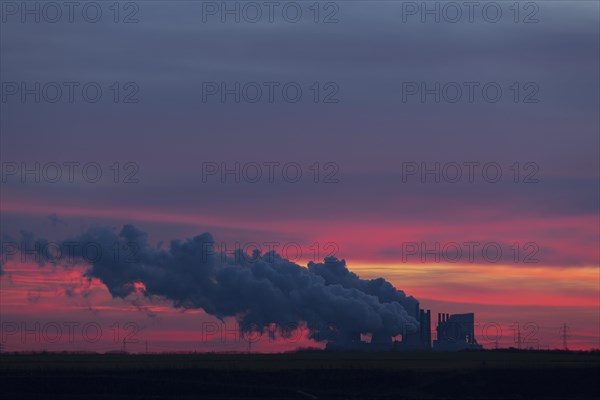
1 0 598 352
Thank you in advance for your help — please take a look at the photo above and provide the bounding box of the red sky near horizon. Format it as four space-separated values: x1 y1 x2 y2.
1 199 598 352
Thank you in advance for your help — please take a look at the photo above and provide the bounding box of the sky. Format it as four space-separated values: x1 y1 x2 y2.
0 0 599 352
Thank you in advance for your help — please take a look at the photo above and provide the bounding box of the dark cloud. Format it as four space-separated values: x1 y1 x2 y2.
1 2 597 174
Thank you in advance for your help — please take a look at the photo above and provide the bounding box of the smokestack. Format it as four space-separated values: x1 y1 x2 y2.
438 313 442 324
446 313 450 321
419 309 425 341
426 310 431 349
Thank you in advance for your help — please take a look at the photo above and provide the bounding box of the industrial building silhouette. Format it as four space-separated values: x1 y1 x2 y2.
433 312 481 351
326 302 482 351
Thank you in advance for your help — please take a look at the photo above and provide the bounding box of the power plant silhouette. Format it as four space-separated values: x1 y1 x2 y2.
325 302 482 352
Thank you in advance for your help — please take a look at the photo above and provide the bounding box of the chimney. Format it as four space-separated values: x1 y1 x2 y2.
419 309 425 341
426 310 432 349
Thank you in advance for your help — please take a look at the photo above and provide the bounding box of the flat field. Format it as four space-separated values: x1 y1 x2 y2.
1 351 598 399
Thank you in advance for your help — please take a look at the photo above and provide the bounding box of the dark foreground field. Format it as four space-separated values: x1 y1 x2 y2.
1 351 599 399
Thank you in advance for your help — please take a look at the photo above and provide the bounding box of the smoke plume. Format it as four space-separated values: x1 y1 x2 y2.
2 225 419 343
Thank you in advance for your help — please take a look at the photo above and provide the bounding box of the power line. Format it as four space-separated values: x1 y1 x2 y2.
561 323 569 351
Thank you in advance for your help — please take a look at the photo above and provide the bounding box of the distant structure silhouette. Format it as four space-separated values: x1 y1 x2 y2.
433 312 482 351
325 302 481 352
561 323 569 351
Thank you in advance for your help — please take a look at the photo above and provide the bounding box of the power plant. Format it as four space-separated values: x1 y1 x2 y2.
326 302 482 352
